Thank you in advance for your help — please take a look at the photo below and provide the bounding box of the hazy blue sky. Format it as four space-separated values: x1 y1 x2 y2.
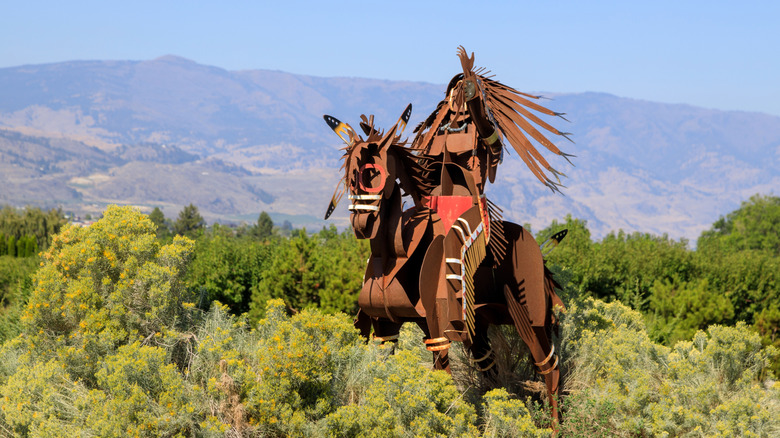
3 1 778 116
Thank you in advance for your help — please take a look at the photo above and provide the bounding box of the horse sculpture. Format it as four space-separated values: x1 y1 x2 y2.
322 107 567 422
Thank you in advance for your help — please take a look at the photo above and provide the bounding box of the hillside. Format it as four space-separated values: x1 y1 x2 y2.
1 56 778 240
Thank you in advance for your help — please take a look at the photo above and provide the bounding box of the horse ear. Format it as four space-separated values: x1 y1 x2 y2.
377 103 412 150
324 115 358 147
378 123 399 150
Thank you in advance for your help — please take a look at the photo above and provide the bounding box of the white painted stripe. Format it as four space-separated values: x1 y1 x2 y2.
445 258 462 264
457 217 472 236
348 194 382 200
348 204 379 211
446 274 462 280
451 224 467 242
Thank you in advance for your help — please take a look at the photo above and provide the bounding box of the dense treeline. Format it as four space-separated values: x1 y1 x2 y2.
0 257 36 344
155 206 370 319
0 206 66 344
123 196 780 373
0 198 777 436
0 206 66 253
185 223 369 317
539 194 780 369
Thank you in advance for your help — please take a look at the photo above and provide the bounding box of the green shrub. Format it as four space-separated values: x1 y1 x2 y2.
559 298 779 437
2 204 778 437
647 278 734 345
248 227 368 321
186 226 272 315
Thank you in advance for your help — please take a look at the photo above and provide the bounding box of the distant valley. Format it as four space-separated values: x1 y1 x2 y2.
1 56 779 242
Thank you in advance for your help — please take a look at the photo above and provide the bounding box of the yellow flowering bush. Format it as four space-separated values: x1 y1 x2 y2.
84 341 198 437
0 358 86 437
0 205 200 436
246 299 366 433
20 205 195 382
325 350 479 437
188 300 480 437
481 388 550 438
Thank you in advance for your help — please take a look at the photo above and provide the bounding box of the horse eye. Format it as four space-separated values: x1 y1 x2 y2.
362 170 374 187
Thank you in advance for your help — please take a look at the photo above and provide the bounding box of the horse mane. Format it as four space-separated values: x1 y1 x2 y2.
391 142 437 206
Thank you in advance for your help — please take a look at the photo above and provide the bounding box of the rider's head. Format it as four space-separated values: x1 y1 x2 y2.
446 73 464 97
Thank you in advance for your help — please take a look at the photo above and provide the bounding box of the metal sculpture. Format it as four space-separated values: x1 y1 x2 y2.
323 47 573 423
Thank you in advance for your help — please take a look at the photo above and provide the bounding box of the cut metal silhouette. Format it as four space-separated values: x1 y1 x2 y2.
323 47 573 423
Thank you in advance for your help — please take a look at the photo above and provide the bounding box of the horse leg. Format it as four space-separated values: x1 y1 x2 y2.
500 223 561 424
354 309 372 339
425 322 452 372
371 318 403 354
414 320 451 371
503 284 561 425
532 326 560 424
469 316 497 381
426 260 460 372
419 235 453 372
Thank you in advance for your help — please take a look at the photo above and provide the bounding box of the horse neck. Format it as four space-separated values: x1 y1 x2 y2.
369 182 405 258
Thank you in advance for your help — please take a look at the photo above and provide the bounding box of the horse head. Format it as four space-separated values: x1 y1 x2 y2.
323 108 411 239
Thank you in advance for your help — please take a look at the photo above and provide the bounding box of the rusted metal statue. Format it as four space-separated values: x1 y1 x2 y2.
323 47 573 423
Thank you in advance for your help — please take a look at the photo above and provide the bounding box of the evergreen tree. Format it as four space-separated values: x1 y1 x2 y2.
173 204 205 239
254 211 274 240
6 236 15 257
16 237 24 258
24 235 38 257
280 220 293 237
149 207 172 240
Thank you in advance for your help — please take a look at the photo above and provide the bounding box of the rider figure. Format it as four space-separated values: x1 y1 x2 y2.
411 47 572 356
410 50 504 353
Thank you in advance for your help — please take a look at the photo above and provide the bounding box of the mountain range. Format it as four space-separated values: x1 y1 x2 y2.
1 55 778 243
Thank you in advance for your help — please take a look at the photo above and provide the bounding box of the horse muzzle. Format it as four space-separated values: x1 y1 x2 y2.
348 193 382 239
